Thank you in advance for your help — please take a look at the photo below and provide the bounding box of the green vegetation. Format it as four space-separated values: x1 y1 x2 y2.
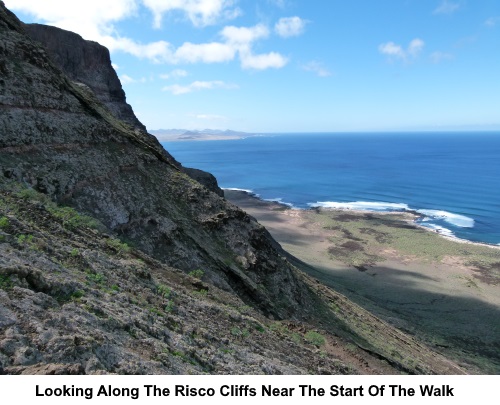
164 300 174 313
269 321 288 334
16 234 33 245
0 216 9 229
230 327 250 338
106 238 131 254
156 284 171 298
0 274 13 290
192 289 208 297
188 269 204 279
85 271 106 287
55 289 85 304
305 331 326 347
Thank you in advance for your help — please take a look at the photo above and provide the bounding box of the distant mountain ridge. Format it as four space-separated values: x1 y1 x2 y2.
151 129 257 141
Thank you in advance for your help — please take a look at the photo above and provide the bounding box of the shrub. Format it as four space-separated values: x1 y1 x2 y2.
48 206 100 230
106 238 131 254
0 216 9 229
305 331 326 347
188 269 204 279
157 284 171 298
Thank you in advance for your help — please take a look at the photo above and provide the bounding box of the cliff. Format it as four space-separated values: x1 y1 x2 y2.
0 2 464 374
23 23 146 131
22 23 223 197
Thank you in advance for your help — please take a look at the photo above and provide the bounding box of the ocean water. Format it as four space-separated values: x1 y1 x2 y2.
162 133 500 245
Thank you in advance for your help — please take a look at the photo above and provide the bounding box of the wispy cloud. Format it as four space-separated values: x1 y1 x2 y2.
433 0 462 15
484 16 500 27
268 0 286 8
191 114 228 121
141 0 241 28
159 69 188 80
274 16 307 38
379 38 425 62
162 80 238 95
120 74 147 84
301 61 331 77
430 51 454 63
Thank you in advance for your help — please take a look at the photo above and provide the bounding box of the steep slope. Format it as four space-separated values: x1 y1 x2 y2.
0 2 465 374
0 180 365 375
23 23 223 197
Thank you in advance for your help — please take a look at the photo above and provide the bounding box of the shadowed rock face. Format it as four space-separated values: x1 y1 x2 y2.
23 23 146 131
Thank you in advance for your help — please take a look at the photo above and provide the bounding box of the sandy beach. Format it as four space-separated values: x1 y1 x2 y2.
225 189 500 373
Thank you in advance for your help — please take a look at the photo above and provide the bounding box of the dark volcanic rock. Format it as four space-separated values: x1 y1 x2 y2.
22 22 223 197
182 167 224 197
24 23 146 131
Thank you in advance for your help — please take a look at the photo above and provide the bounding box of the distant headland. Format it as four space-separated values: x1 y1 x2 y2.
150 128 258 141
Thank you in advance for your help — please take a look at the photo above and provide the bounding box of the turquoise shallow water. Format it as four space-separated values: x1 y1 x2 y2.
163 132 500 245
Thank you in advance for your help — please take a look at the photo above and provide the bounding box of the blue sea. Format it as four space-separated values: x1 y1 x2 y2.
162 132 500 245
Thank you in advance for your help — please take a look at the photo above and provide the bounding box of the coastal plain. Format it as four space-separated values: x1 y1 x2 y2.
225 190 500 374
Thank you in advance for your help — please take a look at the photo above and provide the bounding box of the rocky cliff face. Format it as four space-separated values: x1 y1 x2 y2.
0 2 464 375
22 23 224 197
23 23 146 132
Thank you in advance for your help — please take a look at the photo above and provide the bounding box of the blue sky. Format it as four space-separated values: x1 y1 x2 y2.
6 0 500 132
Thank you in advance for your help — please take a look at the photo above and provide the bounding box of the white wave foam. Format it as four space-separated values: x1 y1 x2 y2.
420 223 456 238
263 198 295 208
223 187 254 194
416 209 474 228
308 201 410 211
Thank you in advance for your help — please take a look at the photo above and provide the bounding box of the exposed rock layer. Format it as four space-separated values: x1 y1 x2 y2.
23 23 145 131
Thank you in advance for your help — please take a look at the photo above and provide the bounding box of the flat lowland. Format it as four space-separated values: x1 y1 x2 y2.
225 190 500 374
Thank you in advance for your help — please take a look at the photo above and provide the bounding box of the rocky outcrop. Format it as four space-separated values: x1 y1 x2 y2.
23 23 146 131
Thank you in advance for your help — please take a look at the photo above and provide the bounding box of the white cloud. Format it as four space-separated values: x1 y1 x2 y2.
379 38 425 62
430 51 454 63
112 63 120 70
240 50 288 70
120 74 136 84
274 16 307 38
485 17 500 27
378 42 405 59
302 61 331 77
120 74 147 84
174 42 236 63
433 0 462 15
221 24 269 44
408 38 425 57
5 1 287 70
268 0 286 8
4 0 137 41
141 0 241 28
162 80 238 95
160 69 188 80
193 114 228 120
